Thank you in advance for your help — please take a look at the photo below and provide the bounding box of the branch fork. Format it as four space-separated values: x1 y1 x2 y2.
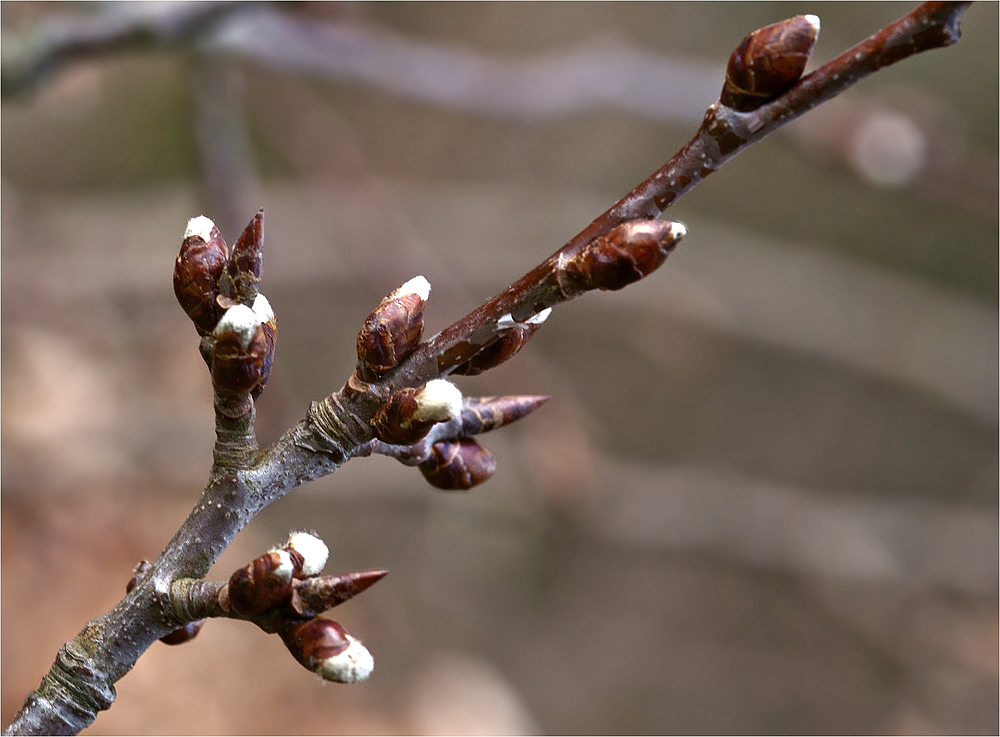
4 4 972 734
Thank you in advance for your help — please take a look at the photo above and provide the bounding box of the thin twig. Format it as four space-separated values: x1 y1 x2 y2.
2 4 971 735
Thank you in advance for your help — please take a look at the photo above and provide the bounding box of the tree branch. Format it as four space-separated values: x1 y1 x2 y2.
3 4 971 735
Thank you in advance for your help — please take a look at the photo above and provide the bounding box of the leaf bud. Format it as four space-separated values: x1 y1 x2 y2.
720 15 820 112
291 569 388 617
174 215 228 335
460 395 549 435
419 437 496 491
219 208 265 306
372 379 463 445
356 275 429 377
452 309 551 376
280 617 374 684
560 220 685 294
228 549 296 616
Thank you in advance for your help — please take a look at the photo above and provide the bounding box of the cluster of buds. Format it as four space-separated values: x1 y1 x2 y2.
221 532 384 684
720 15 820 112
558 219 685 296
173 210 277 418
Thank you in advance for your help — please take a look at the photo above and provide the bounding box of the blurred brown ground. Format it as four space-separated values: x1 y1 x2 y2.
2 3 997 734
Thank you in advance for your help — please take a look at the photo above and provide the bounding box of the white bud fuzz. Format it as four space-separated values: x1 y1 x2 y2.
214 304 262 348
671 222 687 239
252 293 275 325
272 549 295 583
318 635 374 684
184 215 217 242
284 531 329 577
804 14 820 33
413 380 463 423
394 275 431 301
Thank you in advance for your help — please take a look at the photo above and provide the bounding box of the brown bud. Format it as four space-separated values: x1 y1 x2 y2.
159 620 205 646
211 305 270 417
460 395 549 435
356 276 429 377
720 15 820 112
452 309 550 376
280 617 374 683
219 208 265 306
372 380 462 445
560 220 685 293
291 569 388 617
174 216 228 335
419 437 496 491
228 549 297 616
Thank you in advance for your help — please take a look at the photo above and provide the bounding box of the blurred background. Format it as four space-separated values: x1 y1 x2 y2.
2 2 996 734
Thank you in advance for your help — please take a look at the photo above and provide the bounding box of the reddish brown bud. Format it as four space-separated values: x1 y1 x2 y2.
356 276 429 377
174 216 228 335
291 569 388 617
720 15 820 112
227 549 297 616
219 208 265 306
280 617 374 683
372 380 462 445
159 620 205 646
560 220 685 293
419 437 496 491
211 304 270 417
460 395 550 435
452 309 551 376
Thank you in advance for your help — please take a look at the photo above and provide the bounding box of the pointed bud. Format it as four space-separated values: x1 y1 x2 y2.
460 395 550 435
356 276 429 378
291 569 388 617
174 215 228 335
373 379 463 445
720 15 820 112
227 549 296 616
280 618 374 684
560 220 685 294
419 437 496 491
219 208 265 306
282 531 329 578
452 309 551 376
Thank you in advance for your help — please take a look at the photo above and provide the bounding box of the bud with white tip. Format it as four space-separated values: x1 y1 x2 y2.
720 14 820 112
227 549 297 616
174 215 228 335
356 276 430 378
372 379 463 445
280 618 374 684
211 304 270 417
559 219 685 294
452 309 551 376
